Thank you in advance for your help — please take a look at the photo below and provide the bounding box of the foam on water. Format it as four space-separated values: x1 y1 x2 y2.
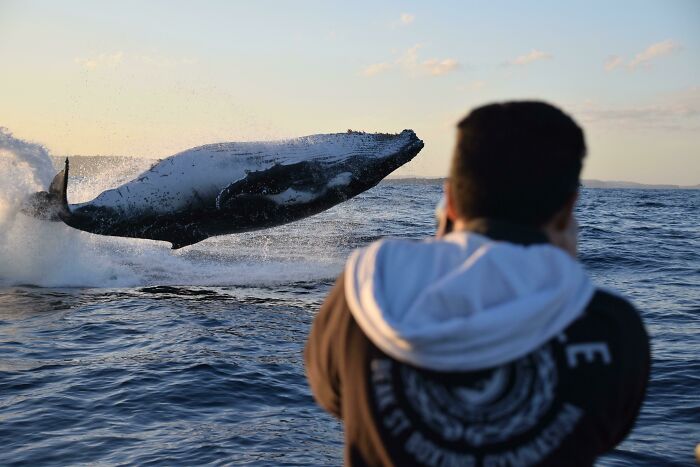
0 131 348 288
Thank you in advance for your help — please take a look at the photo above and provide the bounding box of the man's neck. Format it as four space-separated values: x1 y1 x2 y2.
452 218 577 257
451 218 550 247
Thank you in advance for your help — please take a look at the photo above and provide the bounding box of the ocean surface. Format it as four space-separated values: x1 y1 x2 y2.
0 154 698 465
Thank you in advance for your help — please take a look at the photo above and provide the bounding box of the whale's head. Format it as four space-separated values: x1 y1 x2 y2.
346 129 425 179
344 128 423 157
306 129 424 182
214 129 425 232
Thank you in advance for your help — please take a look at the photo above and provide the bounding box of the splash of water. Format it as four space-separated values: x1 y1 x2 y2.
0 128 54 225
0 129 140 287
0 128 55 188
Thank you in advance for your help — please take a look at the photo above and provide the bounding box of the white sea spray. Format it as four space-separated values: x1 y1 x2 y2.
0 129 140 287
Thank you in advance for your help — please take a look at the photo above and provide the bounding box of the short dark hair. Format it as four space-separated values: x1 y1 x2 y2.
450 101 586 226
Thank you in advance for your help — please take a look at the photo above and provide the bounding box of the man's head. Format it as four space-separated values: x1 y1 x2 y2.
446 101 586 229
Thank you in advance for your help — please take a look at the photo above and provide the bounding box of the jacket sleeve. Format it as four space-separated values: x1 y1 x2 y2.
304 272 348 419
607 296 651 447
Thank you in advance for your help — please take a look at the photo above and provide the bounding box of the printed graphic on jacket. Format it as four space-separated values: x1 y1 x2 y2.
369 333 613 467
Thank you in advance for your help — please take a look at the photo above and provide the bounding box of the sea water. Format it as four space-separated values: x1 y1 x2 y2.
0 140 698 465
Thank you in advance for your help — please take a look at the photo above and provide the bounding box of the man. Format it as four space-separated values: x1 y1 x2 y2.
305 101 650 466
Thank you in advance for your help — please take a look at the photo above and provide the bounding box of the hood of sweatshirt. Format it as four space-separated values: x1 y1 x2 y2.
344 225 594 372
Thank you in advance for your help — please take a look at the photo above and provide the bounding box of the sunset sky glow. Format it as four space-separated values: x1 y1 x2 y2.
0 0 698 184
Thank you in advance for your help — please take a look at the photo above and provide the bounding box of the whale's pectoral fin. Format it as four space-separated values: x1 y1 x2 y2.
21 158 71 221
49 158 70 207
210 161 359 230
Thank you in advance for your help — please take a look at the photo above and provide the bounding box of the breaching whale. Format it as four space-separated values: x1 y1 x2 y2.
23 130 424 248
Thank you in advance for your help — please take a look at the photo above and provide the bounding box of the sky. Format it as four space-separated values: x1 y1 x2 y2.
0 0 698 185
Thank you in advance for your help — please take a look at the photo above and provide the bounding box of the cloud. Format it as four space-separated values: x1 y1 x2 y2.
573 87 700 130
395 44 421 69
510 49 551 66
604 40 682 72
604 55 623 72
422 58 459 76
362 44 460 78
74 51 124 70
627 39 682 70
74 51 197 70
399 13 415 25
362 62 392 77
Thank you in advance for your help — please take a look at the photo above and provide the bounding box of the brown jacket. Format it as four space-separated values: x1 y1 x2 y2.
305 223 649 466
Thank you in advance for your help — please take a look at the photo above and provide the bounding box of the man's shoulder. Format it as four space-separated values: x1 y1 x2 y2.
563 287 650 394
573 288 648 343
587 288 638 315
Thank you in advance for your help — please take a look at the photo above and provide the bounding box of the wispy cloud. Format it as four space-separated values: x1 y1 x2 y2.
605 40 683 72
510 49 551 66
628 39 682 70
74 51 124 70
399 13 415 26
574 87 700 130
604 55 623 72
74 51 196 70
362 44 460 78
362 62 392 77
422 58 459 76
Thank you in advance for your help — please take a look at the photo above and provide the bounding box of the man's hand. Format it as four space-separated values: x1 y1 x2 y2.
548 213 578 258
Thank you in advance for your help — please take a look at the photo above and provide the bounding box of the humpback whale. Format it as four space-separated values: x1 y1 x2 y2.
23 130 424 248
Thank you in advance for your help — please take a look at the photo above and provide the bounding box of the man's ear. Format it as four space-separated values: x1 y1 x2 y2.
444 180 460 221
551 191 578 230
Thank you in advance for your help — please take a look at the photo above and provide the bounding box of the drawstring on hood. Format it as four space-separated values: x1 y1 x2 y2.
345 230 594 372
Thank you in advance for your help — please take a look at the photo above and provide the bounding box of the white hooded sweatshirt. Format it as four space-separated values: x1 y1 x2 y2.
344 231 595 372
